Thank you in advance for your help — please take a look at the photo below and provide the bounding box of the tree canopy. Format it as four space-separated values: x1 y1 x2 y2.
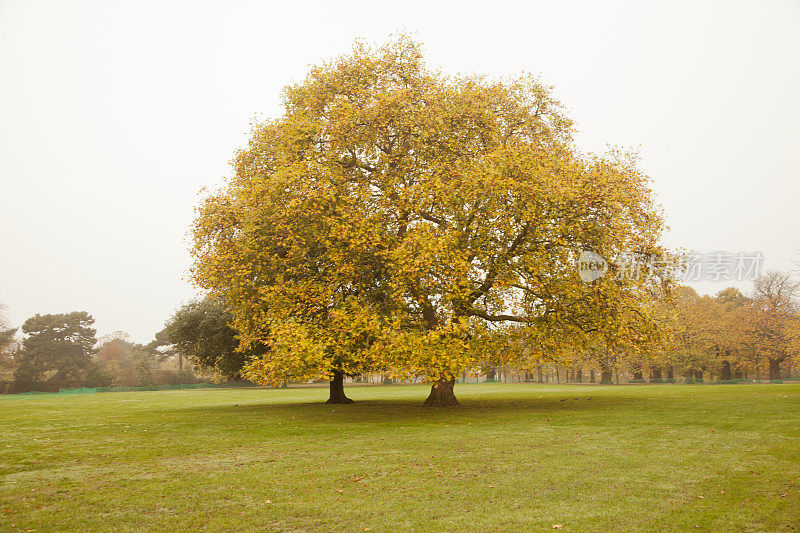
191 36 673 405
160 298 251 382
12 311 102 392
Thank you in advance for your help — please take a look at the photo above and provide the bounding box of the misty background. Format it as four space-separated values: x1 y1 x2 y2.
1 0 798 342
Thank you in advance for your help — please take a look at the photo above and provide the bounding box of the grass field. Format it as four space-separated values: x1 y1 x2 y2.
1 383 799 532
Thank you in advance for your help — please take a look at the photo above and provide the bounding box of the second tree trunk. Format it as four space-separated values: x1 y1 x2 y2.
423 379 459 407
326 370 354 404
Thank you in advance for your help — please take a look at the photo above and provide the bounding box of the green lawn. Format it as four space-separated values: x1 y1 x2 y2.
1 383 798 532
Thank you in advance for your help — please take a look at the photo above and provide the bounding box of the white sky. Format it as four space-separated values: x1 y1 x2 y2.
1 0 798 342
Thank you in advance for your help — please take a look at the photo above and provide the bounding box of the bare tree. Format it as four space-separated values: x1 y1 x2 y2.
749 271 800 381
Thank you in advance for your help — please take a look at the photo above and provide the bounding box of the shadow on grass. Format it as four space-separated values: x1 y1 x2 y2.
173 388 640 425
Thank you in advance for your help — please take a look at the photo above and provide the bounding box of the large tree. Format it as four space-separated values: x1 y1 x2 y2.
191 36 671 405
712 287 750 380
12 311 101 392
159 298 252 382
745 271 799 381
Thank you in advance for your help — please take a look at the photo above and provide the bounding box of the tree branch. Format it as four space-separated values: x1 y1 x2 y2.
468 222 530 303
466 309 529 323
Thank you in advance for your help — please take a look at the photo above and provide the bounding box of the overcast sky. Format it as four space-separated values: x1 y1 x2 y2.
1 0 798 342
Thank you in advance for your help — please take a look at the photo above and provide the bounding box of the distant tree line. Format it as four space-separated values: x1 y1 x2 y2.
456 271 800 386
1 268 797 395
0 311 209 394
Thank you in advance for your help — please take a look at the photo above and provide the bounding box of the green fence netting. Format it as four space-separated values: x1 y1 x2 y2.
2 382 256 398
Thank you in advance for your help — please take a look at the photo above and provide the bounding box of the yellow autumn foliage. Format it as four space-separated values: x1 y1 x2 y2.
190 35 675 387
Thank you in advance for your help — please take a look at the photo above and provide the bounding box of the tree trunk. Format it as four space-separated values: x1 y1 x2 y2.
575 369 582 383
650 367 662 383
486 369 496 382
600 360 613 384
326 370 353 404
633 368 644 381
423 379 459 407
537 365 543 383
589 369 596 383
720 361 732 381
769 358 782 382
666 367 674 381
